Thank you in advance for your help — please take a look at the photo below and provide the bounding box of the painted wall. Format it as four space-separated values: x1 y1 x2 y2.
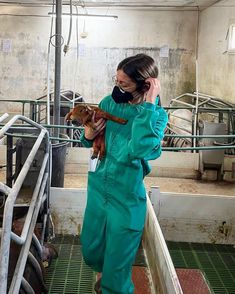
198 0 235 104
0 6 197 113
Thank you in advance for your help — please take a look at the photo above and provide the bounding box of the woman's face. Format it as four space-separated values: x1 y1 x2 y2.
114 70 137 93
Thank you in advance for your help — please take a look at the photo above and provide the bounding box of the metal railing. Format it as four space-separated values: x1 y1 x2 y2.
0 97 234 153
0 114 51 293
1 122 234 152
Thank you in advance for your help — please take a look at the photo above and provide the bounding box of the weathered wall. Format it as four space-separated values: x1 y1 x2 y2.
0 6 197 113
198 0 235 104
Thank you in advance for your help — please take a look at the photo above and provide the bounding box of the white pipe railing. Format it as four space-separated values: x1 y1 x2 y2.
0 115 50 294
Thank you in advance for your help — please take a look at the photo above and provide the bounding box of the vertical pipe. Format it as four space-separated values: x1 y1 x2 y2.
193 7 200 151
53 0 62 141
6 135 13 188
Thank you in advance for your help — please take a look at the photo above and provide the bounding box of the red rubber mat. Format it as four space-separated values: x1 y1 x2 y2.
133 266 151 294
176 268 211 294
96 266 151 294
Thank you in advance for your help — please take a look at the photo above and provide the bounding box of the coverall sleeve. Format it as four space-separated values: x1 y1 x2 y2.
123 102 168 161
80 131 94 148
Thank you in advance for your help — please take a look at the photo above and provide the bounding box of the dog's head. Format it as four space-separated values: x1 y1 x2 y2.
66 104 93 125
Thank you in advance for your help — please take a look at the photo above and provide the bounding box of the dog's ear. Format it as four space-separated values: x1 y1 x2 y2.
85 105 94 116
65 111 72 121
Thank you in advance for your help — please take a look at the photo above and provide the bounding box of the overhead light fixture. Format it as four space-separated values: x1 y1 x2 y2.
48 12 118 20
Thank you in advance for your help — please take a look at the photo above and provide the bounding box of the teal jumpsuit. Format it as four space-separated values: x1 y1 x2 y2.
80 95 168 294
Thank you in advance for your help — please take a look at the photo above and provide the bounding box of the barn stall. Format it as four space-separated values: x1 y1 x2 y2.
0 0 235 293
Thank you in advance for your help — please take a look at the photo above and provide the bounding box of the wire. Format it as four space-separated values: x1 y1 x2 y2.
63 0 73 55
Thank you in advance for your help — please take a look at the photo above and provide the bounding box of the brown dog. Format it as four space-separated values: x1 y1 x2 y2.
66 104 127 160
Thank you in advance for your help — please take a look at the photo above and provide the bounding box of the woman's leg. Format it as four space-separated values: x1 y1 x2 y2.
81 208 107 273
101 221 143 294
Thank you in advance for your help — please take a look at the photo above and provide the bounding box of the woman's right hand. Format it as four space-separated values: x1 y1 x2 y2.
144 77 161 104
84 113 106 140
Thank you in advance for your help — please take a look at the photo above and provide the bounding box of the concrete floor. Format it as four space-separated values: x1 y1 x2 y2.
1 170 235 196
63 174 235 196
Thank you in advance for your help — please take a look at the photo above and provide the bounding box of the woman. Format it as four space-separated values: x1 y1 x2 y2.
80 53 168 294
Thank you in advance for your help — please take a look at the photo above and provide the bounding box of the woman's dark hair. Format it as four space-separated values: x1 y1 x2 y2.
117 53 158 92
117 53 161 105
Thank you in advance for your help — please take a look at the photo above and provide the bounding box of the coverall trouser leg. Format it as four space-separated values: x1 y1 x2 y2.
81 208 143 294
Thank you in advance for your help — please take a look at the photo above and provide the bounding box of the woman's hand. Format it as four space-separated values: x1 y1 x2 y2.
84 113 106 140
144 77 161 104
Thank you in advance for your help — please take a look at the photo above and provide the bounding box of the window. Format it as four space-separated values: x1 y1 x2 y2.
228 24 235 53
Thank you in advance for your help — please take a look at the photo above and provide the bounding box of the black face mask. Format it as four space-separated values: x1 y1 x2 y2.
111 86 134 104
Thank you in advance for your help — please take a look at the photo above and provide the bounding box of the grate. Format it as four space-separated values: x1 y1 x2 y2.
45 235 96 294
45 235 151 294
167 241 235 294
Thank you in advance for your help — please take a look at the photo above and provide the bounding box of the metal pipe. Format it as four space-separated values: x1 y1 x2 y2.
21 278 35 294
164 134 235 138
6 135 13 187
3 131 235 149
162 145 235 151
0 115 47 138
14 154 49 245
0 113 9 123
0 183 11 195
9 180 48 293
0 130 47 294
170 99 196 108
1 124 84 130
27 252 45 286
53 0 62 141
32 234 43 257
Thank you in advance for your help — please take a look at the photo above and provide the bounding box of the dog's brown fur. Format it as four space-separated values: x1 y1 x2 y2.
66 104 127 160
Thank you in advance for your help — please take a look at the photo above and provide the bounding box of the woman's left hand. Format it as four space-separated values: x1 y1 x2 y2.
144 78 161 104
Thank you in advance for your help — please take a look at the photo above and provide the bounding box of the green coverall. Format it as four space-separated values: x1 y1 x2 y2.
80 95 168 294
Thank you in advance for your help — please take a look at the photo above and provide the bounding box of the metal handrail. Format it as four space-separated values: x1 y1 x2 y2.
0 115 50 294
0 113 9 123
3 131 235 151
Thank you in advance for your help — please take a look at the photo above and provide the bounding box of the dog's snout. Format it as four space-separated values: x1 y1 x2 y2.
72 120 79 126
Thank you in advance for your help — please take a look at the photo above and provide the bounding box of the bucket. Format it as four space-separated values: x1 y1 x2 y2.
51 134 69 187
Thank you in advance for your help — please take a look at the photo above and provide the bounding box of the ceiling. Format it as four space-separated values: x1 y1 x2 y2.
0 0 228 9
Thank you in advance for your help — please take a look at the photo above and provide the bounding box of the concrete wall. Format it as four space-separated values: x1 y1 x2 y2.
150 186 235 244
198 0 235 104
0 6 197 114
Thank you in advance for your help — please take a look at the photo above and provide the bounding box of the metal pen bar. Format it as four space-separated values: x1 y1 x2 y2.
21 155 48 242
3 131 235 148
9 179 48 294
0 113 9 123
0 115 47 138
0 129 47 293
14 154 48 245
170 99 196 108
166 106 234 111
0 182 11 195
0 123 84 131
164 134 235 138
21 278 34 294
162 145 235 151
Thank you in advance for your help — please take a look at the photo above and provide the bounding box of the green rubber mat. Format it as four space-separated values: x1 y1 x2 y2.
167 241 235 294
45 235 96 294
